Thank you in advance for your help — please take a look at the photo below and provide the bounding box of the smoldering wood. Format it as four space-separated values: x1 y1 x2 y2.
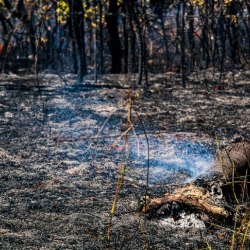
141 140 250 219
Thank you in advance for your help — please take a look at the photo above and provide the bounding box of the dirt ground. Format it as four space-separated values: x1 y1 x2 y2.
0 70 250 249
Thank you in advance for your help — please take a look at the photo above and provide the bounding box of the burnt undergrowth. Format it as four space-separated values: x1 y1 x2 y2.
0 71 250 249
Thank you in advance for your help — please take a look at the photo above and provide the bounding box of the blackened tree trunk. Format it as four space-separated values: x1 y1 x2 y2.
210 0 218 67
123 13 128 74
241 3 250 58
98 0 104 74
153 1 170 68
133 12 143 85
68 0 87 83
134 2 148 86
106 0 122 73
218 1 226 82
176 4 180 55
188 3 195 69
180 0 186 87
72 41 78 74
124 0 136 73
228 1 240 64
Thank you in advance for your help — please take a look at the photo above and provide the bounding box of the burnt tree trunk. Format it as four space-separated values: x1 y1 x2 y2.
98 0 104 74
68 0 87 83
124 0 136 74
106 0 122 73
180 0 186 87
123 12 128 74
227 1 240 64
188 3 195 69
133 7 143 85
218 1 226 81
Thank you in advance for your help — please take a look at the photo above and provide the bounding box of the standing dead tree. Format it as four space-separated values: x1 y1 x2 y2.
67 0 87 83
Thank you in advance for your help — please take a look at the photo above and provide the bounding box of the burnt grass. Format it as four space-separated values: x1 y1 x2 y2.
0 70 250 249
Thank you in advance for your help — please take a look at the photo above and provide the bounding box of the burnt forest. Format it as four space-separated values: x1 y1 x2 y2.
0 0 250 249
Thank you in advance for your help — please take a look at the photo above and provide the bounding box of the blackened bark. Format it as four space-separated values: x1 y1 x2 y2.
134 3 148 86
124 0 136 73
188 3 195 68
123 14 128 74
228 1 240 64
68 0 87 83
106 0 122 73
218 2 226 82
133 13 143 85
98 0 104 74
180 0 186 87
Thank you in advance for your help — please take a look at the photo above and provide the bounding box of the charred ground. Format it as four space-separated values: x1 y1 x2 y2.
0 70 250 249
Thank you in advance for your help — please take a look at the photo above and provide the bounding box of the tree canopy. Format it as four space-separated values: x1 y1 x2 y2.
0 0 249 83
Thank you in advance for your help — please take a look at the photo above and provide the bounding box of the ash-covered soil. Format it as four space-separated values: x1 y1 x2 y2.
0 70 250 249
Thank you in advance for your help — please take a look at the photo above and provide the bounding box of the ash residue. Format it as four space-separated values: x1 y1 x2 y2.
0 72 249 249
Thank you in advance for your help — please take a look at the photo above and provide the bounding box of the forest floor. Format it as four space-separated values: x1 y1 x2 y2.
0 69 250 249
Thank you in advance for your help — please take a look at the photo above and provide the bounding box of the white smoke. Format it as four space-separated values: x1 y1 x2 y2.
129 133 215 184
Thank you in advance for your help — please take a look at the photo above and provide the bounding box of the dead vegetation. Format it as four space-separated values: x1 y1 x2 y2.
0 70 250 249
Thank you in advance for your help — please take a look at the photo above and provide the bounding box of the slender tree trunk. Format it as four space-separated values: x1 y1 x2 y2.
123 14 128 74
72 40 78 74
218 1 226 83
133 12 143 85
98 0 104 74
106 0 122 73
202 1 211 68
176 4 181 55
188 3 195 69
160 14 170 69
68 0 87 83
210 0 218 67
125 0 136 73
180 0 186 87
228 1 240 64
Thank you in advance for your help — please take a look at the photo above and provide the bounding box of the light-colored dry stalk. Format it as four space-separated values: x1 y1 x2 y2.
108 90 134 241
